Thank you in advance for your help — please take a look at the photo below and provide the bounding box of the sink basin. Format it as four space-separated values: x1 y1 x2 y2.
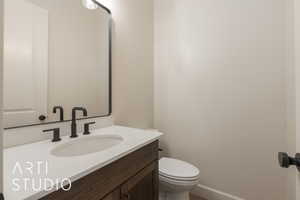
51 135 123 157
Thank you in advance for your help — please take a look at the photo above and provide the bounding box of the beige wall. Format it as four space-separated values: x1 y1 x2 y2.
0 0 3 194
110 0 154 129
154 0 288 199
295 0 300 198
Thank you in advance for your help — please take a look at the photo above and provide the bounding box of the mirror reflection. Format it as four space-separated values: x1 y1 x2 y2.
3 0 111 128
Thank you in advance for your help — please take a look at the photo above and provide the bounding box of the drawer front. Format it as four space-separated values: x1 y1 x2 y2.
41 141 159 200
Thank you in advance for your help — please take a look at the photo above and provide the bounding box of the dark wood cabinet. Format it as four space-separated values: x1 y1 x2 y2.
121 162 158 200
41 141 159 200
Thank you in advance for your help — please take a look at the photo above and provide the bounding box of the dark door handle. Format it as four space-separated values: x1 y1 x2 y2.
278 152 300 172
39 115 46 121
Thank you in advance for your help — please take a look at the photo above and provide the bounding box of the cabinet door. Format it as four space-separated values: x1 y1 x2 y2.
121 162 158 200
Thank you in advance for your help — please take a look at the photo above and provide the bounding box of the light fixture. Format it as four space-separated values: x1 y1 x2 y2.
82 0 99 10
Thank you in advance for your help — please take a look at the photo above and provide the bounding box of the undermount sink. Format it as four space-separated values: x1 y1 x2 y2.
51 135 123 157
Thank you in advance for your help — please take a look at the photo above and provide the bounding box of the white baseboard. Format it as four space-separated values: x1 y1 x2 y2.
191 184 245 200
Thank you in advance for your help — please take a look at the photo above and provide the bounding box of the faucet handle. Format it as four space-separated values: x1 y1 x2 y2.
83 122 96 135
43 128 61 142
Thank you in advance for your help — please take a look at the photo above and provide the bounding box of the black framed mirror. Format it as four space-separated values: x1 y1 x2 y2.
3 0 112 129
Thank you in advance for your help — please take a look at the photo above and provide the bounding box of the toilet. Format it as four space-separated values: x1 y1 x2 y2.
159 157 200 200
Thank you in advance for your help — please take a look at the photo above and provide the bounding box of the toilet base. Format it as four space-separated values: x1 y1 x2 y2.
159 191 190 200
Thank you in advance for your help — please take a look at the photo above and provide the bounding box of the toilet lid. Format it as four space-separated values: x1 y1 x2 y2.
159 158 200 181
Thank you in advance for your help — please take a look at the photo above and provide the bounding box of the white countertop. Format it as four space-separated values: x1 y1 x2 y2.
4 126 163 200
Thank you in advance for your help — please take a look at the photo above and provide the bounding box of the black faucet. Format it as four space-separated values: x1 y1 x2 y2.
53 106 64 121
71 107 88 138
43 128 61 142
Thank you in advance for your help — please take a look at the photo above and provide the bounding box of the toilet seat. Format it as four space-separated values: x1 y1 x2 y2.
159 158 200 182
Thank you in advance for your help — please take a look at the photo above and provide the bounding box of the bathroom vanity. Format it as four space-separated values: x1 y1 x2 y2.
4 126 162 200
43 141 158 200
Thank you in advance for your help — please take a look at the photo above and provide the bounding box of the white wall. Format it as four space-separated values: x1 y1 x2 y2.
286 1 296 200
295 0 300 198
111 0 154 129
154 0 288 199
0 0 3 194
95 0 154 129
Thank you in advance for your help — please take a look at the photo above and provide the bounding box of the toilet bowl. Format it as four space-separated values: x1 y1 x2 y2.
159 157 200 200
